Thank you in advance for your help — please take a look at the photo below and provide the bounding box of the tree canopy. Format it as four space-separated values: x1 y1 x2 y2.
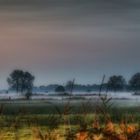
55 85 65 93
129 73 140 91
7 70 35 94
107 75 126 92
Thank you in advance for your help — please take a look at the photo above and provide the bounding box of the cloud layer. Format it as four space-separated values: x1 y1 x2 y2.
0 0 140 88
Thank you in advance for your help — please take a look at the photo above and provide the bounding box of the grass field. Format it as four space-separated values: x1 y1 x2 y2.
0 99 140 139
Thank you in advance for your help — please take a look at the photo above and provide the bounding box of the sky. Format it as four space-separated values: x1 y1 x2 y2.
0 0 140 88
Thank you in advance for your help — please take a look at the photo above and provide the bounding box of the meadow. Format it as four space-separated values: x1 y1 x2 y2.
0 98 140 140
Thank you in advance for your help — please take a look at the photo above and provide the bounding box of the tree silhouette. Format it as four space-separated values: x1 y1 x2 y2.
107 75 126 92
129 73 140 91
55 85 65 93
65 79 75 94
7 70 24 93
21 72 35 93
7 70 35 94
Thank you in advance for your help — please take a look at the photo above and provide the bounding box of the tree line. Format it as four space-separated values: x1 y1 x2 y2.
53 73 140 93
6 70 140 96
107 73 140 92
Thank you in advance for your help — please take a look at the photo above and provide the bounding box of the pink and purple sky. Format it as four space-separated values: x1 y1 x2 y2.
0 0 140 88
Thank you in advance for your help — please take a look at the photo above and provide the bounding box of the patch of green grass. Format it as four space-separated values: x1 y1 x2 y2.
0 100 140 134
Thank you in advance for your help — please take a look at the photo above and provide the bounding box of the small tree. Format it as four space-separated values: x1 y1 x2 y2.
107 75 126 92
65 79 75 94
129 73 140 91
55 86 65 93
